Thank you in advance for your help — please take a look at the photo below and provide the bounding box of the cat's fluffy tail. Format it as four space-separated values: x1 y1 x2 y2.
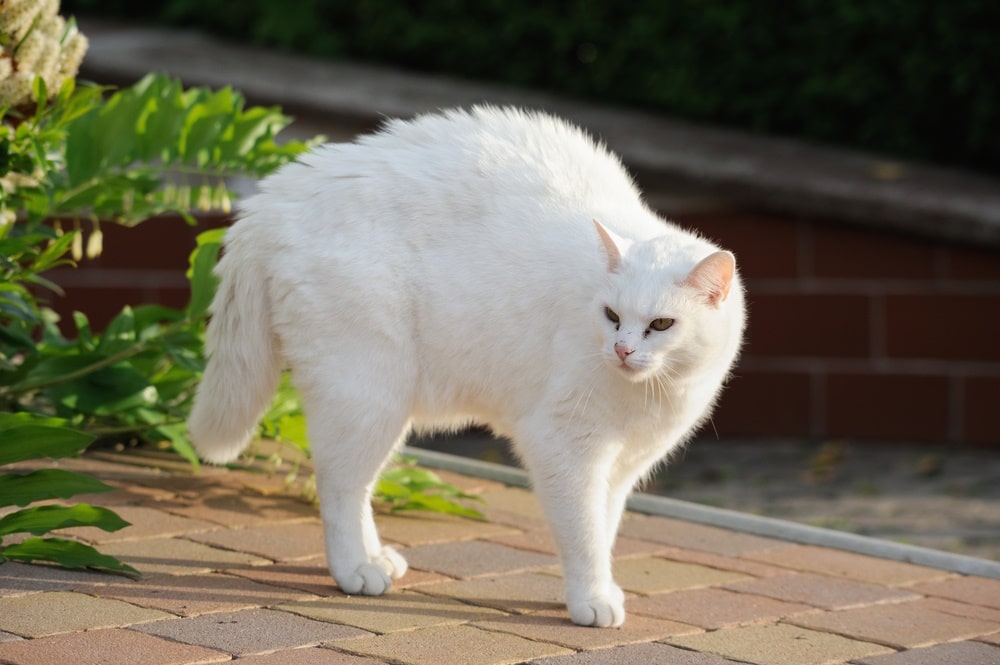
187 230 281 464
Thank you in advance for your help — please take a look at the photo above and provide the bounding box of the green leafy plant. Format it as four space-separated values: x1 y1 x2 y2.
378 459 485 520
0 412 138 576
0 72 304 460
1 4 312 572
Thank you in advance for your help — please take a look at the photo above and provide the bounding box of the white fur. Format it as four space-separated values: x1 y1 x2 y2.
187 106 746 627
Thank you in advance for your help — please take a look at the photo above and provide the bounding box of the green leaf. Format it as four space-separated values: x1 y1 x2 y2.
96 306 136 355
185 228 224 320
389 493 486 521
46 362 158 416
8 354 105 393
0 425 93 465
150 423 200 469
0 503 130 537
32 232 76 273
72 311 94 350
374 479 411 501
0 469 114 508
1 537 140 577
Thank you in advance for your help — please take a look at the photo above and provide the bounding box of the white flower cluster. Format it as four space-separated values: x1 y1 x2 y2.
0 0 88 108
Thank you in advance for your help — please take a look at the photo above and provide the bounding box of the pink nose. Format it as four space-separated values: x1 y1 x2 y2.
614 342 633 362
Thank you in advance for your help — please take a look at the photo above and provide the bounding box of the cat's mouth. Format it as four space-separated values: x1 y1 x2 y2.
616 359 646 381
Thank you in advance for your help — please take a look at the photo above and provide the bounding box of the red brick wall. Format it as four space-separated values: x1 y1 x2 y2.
44 214 228 330
46 211 1000 446
677 211 1000 446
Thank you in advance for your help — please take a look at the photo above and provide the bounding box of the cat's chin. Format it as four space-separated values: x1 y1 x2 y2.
613 361 654 383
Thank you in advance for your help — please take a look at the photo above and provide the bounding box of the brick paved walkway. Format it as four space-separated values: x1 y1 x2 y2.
2 447 999 665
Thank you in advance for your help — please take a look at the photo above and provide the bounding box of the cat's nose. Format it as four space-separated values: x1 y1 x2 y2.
614 342 634 362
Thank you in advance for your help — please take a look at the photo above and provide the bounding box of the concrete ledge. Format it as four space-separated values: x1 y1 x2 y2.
404 446 1000 581
78 19 1000 247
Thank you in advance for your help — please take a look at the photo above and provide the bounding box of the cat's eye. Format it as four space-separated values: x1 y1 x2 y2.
604 307 620 327
649 317 674 332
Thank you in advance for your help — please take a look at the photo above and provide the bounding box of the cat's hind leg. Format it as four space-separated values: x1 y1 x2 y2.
295 363 412 596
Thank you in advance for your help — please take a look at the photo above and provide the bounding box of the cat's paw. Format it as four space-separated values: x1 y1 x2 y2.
568 594 626 628
373 545 408 580
336 563 393 596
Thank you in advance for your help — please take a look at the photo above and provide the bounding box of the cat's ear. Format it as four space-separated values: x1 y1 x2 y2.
593 219 630 273
683 251 736 307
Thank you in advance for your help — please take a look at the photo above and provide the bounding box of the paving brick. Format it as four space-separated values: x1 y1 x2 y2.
277 589 505 633
0 591 169 637
788 600 999 649
910 575 1000 610
160 489 319 527
629 588 812 629
745 545 949 586
235 646 386 664
59 505 219 544
72 481 176 507
472 607 699 650
98 536 270 576
483 528 559 554
0 628 229 665
0 562 116 597
337 624 573 665
668 622 893 665
228 557 450 595
188 520 326 561
373 511 518 547
725 572 920 610
658 546 792 578
852 640 1000 665
478 487 546 520
88 571 319 616
618 516 783 556
611 557 749 594
133 607 370 656
403 540 556 579
419 572 566 614
483 528 672 560
225 558 339 596
920 597 1000 624
530 641 751 664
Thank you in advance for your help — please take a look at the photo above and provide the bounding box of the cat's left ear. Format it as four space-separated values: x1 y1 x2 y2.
593 219 631 273
683 251 736 307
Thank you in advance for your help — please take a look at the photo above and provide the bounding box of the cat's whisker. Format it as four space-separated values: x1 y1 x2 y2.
569 358 605 421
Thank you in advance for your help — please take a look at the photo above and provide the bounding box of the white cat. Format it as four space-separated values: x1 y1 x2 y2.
188 106 745 627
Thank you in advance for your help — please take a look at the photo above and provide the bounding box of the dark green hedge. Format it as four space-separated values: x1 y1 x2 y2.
66 1 999 173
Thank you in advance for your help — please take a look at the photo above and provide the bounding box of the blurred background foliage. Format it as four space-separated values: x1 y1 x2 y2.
64 0 998 174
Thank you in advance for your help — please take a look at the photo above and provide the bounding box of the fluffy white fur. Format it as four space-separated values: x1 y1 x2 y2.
188 106 746 628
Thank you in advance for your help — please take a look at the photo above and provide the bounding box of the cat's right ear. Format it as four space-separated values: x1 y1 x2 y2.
594 219 629 273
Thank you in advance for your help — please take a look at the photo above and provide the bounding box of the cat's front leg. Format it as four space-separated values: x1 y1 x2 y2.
523 441 625 627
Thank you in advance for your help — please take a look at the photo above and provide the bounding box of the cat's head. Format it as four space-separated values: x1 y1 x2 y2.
593 220 743 384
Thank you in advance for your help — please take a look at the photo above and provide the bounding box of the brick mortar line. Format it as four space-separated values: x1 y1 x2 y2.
745 279 1000 295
